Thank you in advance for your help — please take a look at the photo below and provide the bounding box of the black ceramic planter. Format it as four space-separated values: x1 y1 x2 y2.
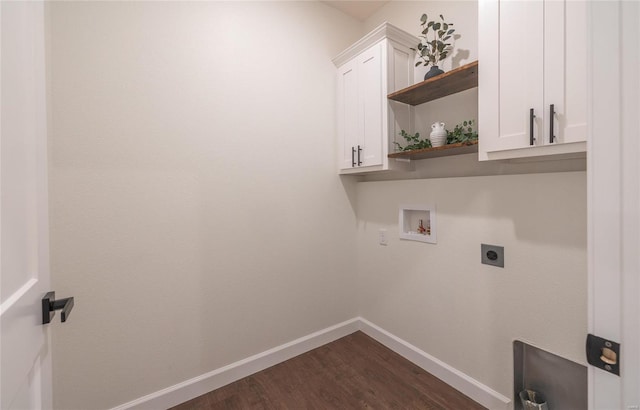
424 65 445 80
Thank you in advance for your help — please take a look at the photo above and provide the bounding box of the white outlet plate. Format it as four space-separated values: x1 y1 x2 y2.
379 229 388 246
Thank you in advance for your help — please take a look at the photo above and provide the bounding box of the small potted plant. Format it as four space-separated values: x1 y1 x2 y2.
412 13 456 80
446 120 478 145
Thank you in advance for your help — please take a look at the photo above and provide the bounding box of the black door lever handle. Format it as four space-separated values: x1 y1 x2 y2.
42 291 74 324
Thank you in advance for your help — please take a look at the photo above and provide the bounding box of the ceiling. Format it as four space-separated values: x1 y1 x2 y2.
321 1 390 21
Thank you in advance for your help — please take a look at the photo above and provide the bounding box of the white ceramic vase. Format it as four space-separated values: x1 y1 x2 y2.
430 122 447 147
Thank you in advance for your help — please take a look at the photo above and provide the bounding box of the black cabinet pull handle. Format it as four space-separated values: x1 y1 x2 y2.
42 291 75 324
529 108 536 146
357 145 362 166
549 104 556 143
351 147 356 167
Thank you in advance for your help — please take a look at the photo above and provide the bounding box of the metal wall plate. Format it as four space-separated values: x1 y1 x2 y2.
481 244 504 267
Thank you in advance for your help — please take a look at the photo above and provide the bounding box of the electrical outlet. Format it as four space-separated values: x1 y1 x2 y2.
481 244 504 267
379 229 388 246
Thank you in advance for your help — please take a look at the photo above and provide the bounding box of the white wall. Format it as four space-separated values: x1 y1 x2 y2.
368 1 478 140
365 0 478 75
356 173 587 397
47 2 362 408
357 0 587 399
47 0 588 407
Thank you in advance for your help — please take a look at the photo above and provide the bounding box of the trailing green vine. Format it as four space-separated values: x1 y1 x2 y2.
394 130 432 151
446 119 478 145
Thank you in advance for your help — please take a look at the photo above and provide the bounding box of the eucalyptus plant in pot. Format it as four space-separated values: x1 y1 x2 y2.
412 13 456 80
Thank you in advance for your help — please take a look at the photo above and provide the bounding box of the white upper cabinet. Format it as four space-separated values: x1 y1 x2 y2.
479 0 588 161
334 23 417 174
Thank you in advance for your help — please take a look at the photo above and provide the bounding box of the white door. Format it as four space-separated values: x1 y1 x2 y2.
478 0 544 153
1 1 53 409
498 0 544 150
544 0 588 145
337 59 358 170
357 42 383 168
588 1 640 409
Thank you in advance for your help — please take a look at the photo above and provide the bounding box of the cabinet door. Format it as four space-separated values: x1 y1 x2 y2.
387 40 414 158
497 0 544 150
544 0 587 145
480 0 545 155
337 59 358 170
357 43 383 167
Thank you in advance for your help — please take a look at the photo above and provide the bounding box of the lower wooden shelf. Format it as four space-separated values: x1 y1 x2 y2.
388 141 478 161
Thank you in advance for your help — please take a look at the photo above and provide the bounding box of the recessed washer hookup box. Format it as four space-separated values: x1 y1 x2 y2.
513 341 587 410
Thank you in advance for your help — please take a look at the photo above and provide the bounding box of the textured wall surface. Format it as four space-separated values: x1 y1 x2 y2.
48 1 588 407
356 172 587 396
48 2 362 408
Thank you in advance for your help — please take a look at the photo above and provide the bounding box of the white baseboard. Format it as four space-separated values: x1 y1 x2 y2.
358 318 511 410
112 317 511 410
111 318 360 410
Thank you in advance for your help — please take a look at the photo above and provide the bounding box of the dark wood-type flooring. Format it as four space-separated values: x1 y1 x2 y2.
169 331 486 410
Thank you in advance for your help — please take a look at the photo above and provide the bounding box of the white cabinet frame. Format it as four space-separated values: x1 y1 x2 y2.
334 23 417 174
478 0 588 161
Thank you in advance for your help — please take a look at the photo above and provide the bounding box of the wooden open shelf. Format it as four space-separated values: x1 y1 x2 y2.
387 61 478 106
388 141 478 161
